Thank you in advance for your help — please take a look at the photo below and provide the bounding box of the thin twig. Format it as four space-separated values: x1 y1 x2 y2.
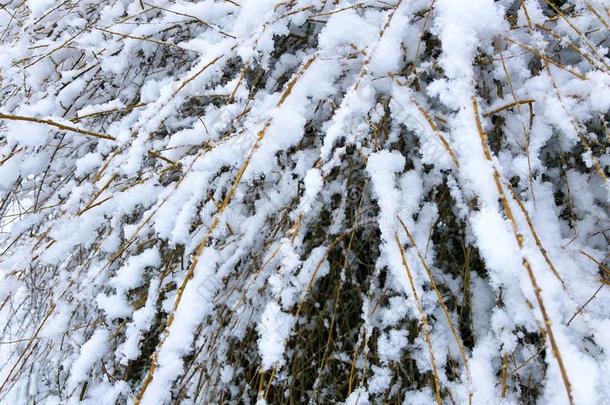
0 113 115 140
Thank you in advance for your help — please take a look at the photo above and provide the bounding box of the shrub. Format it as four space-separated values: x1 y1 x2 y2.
0 1 608 404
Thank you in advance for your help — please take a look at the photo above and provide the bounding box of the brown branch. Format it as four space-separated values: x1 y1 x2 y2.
504 37 587 80
394 234 443 405
483 99 535 117
0 114 116 141
472 98 574 405
143 2 236 39
95 27 191 51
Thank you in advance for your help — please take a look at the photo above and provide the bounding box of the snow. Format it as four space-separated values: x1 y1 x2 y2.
27 0 54 18
344 388 370 405
67 329 110 391
0 0 608 403
119 278 160 364
257 301 295 371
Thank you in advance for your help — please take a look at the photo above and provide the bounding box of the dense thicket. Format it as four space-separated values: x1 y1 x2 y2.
0 0 609 404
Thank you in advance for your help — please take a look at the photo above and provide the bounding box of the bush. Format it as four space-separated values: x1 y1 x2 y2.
0 0 608 403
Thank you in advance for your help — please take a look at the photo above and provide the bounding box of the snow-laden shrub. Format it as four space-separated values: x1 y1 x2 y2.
0 0 608 403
